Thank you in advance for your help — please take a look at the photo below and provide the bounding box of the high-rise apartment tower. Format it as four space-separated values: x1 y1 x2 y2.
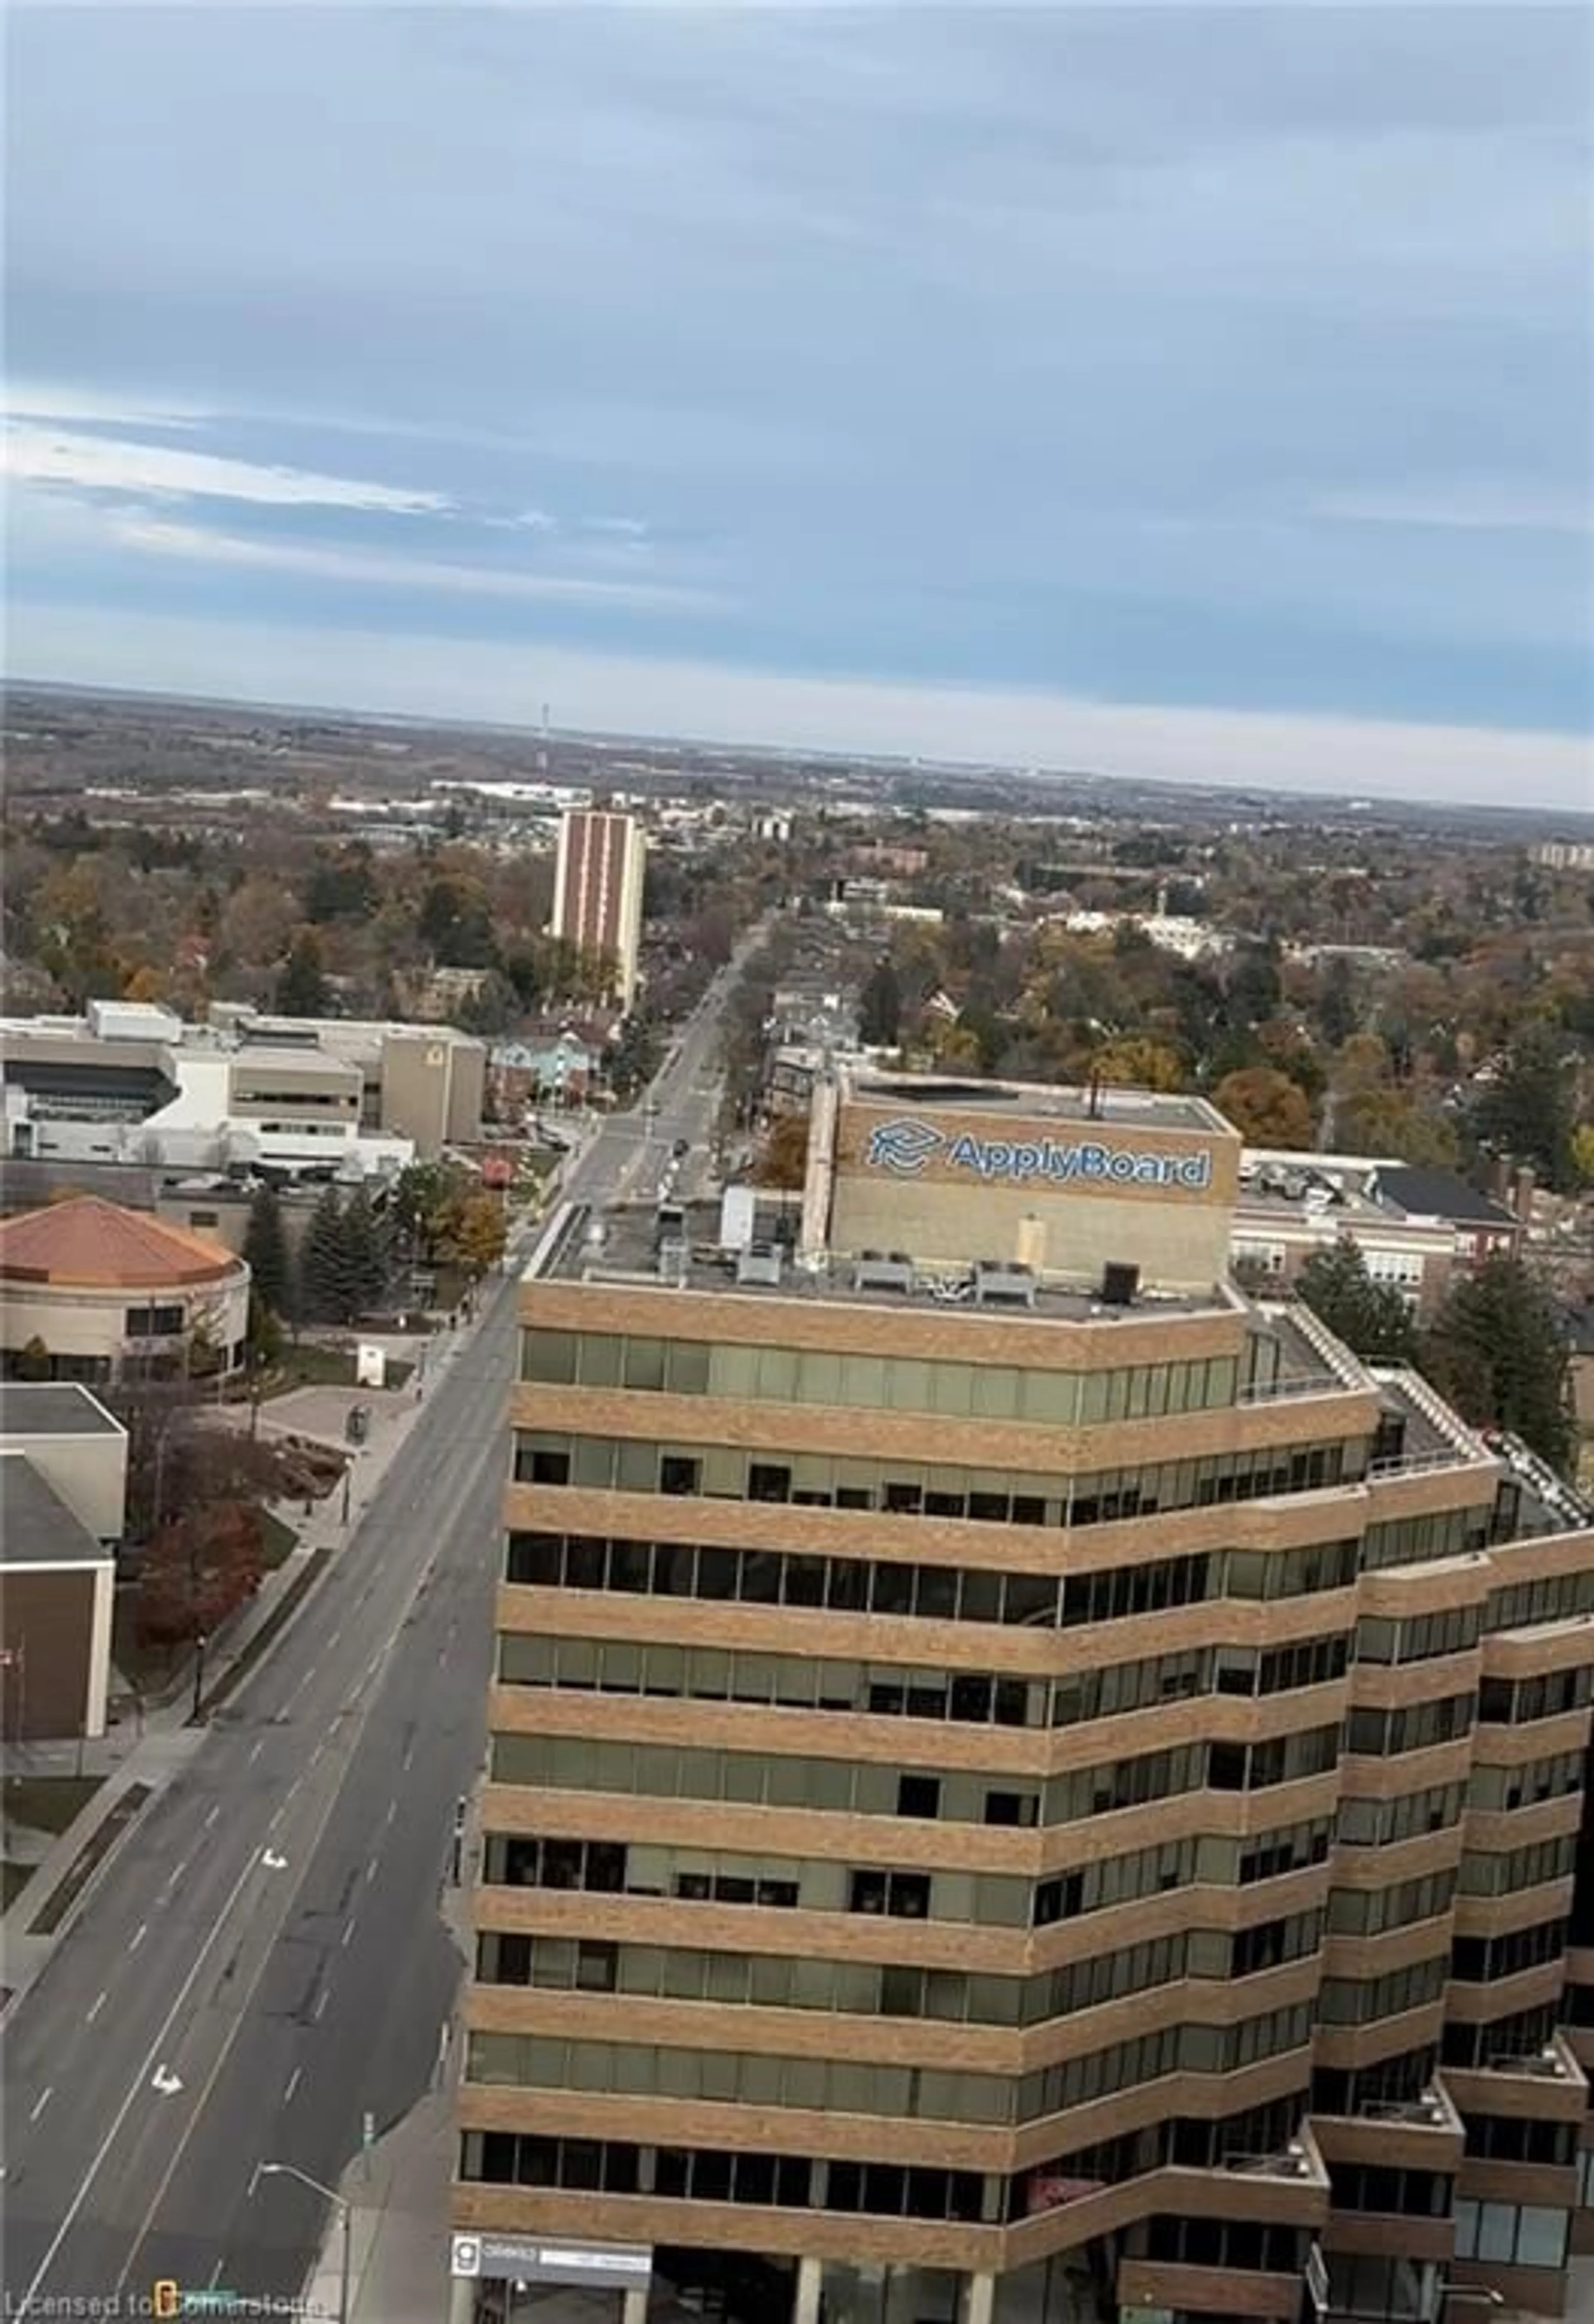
549 809 647 1014
454 1067 1594 2324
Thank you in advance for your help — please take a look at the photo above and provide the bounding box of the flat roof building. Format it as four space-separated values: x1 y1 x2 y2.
455 1071 1594 2324
0 1383 126 1740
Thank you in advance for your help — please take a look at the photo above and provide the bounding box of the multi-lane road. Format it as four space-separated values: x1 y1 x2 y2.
0 954 747 2314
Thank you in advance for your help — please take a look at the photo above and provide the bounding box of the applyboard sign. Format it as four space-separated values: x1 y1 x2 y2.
863 1117 1213 1193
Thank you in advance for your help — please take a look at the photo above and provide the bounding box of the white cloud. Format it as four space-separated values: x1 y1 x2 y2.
2 423 450 514
106 513 718 612
9 601 1589 813
1314 485 1594 538
3 381 210 430
584 515 649 538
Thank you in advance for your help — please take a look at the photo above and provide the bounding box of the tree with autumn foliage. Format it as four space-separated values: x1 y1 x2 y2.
1213 1065 1315 1149
755 1113 810 1190
136 1500 264 1652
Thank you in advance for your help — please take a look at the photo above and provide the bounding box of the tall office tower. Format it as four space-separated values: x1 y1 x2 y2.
453 1066 1594 2324
549 809 647 1014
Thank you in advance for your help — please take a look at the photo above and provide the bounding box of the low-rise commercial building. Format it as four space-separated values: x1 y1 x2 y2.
455 1067 1594 2324
0 1195 250 1383
0 1383 127 1740
1232 1154 1527 1320
0 998 486 1175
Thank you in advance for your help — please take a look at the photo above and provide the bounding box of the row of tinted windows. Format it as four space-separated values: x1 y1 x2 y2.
513 1432 1361 1531
479 1824 1325 1931
1479 1667 1594 1725
1485 1567 1594 1633
465 2006 1313 2126
1457 1834 1578 1898
498 1632 1351 1730
475 1918 1320 2023
490 1725 1342 1827
460 2094 1313 2224
506 1529 1359 1620
522 1326 1243 1426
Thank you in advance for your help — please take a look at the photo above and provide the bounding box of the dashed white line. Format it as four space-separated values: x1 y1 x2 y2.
165 1855 191 1891
208 2256 227 2289
204 1805 220 1829
313 1989 330 2021
268 1805 283 1830
86 1990 107 2025
365 1857 378 1884
283 2067 302 2106
30 2087 52 2122
130 1921 148 1951
384 1799 397 1828
341 1917 355 1948
401 1743 414 1771
247 1740 264 1765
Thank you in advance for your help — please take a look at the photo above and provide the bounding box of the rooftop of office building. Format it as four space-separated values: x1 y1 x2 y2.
837 1064 1228 1135
539 1193 1236 1325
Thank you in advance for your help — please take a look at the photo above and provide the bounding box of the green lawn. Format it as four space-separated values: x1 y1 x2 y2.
259 1343 413 1398
2 1775 103 1836
259 1510 298 1570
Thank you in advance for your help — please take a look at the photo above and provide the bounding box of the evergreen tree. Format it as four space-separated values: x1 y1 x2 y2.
1420 1256 1576 1477
1296 1238 1418 1364
299 1186 347 1323
1473 1024 1577 1190
242 1182 292 1317
275 930 330 1017
858 956 902 1046
339 1185 388 1318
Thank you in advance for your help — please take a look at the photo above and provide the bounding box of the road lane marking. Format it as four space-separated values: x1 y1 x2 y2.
204 1805 220 1829
15 1818 278 2316
401 1743 413 1770
365 1857 377 1884
29 2087 51 2122
341 1917 355 1948
283 2067 301 2106
130 1921 147 1951
313 1989 329 2021
247 1740 263 1765
385 1799 397 1827
165 1855 191 1891
86 1991 106 2025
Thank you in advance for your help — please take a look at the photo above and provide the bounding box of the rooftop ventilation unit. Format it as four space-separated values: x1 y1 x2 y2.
657 1239 688 1284
736 1242 784 1288
853 1250 914 1294
973 1260 1037 1309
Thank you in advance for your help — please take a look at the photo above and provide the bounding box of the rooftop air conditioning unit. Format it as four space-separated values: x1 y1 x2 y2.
853 1251 914 1294
973 1260 1037 1310
736 1242 783 1288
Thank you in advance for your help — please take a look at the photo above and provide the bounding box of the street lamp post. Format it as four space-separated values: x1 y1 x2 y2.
188 1630 208 1726
254 2160 352 2324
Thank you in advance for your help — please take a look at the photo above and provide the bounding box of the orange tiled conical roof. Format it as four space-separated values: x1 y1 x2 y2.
0 1197 239 1289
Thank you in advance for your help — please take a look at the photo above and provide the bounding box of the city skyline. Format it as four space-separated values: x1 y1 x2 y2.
5 6 1591 810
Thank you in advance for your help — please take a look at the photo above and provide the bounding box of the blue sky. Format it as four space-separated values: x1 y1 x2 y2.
5 4 1592 808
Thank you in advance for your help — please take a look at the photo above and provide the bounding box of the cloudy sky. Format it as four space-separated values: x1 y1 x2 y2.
6 4 1592 807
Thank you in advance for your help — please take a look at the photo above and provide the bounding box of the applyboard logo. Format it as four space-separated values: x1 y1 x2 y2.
865 1118 946 1175
861 1117 1214 1193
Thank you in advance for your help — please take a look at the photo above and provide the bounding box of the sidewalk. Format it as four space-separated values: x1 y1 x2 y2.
0 1301 489 2009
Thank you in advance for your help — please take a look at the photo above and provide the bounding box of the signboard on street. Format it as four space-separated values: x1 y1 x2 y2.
449 2233 652 2288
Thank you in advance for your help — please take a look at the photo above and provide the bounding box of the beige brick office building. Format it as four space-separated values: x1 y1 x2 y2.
454 1070 1594 2324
